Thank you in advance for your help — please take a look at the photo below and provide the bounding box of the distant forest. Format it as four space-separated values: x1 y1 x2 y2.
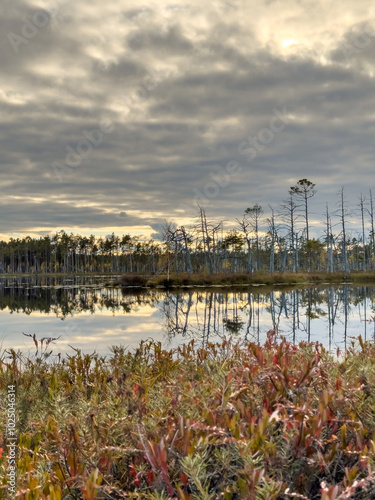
3 180 375 275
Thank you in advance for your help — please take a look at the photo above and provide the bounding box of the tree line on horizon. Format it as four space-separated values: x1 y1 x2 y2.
2 180 375 275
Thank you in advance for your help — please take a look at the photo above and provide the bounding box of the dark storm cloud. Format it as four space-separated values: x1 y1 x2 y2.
1 0 375 238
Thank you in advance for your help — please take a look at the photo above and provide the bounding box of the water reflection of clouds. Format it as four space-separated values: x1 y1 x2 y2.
0 307 163 354
0 282 374 354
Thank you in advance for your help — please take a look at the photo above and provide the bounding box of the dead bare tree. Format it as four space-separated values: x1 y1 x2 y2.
337 187 349 273
280 196 300 273
236 213 253 273
325 204 334 273
267 206 277 273
245 204 263 271
195 206 223 274
367 189 375 268
162 220 177 279
358 194 367 271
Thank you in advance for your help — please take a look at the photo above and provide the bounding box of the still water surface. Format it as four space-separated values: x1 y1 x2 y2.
0 276 374 354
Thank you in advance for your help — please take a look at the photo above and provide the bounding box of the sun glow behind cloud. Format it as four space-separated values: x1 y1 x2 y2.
282 39 299 49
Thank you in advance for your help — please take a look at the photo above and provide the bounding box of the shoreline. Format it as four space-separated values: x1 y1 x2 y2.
3 270 375 290
0 272 121 278
120 270 375 289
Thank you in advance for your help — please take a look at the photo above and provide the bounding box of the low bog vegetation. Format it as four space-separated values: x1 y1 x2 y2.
120 271 375 289
1 334 375 499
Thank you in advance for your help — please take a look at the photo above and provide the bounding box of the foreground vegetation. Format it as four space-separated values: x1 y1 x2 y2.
1 335 375 499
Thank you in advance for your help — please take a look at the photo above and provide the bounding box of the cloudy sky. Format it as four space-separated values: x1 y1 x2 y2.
1 0 375 241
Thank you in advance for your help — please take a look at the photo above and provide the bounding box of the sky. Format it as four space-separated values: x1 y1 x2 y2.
1 0 375 241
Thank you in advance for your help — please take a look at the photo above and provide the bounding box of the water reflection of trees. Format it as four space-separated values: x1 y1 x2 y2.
161 291 246 344
0 278 162 319
1 279 375 345
161 286 375 345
